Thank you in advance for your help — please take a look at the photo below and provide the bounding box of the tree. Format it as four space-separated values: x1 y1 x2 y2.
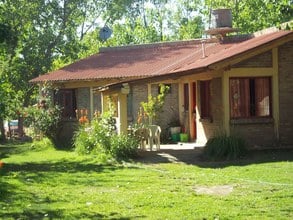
0 0 110 139
140 84 170 125
0 21 19 141
204 0 293 33
0 63 21 142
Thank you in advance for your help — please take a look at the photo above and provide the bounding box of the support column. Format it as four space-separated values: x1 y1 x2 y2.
147 84 151 96
117 93 128 134
89 87 94 120
101 92 107 114
272 47 279 141
178 83 184 123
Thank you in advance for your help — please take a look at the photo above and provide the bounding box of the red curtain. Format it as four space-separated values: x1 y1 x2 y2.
230 79 250 118
200 81 211 118
255 78 270 116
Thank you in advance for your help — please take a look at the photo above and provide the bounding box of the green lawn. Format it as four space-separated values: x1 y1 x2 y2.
0 140 292 220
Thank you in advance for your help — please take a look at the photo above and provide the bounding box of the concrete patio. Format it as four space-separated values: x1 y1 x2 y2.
136 142 205 164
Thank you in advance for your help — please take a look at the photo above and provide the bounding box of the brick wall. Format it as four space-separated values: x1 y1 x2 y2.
279 41 293 146
153 83 179 137
231 122 276 148
76 87 90 111
130 83 179 140
131 83 148 124
232 50 272 68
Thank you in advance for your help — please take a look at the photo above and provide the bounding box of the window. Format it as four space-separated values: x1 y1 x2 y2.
54 89 77 119
200 80 211 118
230 77 271 118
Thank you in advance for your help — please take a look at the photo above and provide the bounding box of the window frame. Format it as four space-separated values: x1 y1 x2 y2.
200 80 211 119
229 76 272 119
54 89 77 119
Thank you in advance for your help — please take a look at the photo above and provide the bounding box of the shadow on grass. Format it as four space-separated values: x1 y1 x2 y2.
0 160 143 220
0 180 13 201
135 148 293 168
2 159 140 175
0 209 65 220
0 144 31 159
0 209 144 220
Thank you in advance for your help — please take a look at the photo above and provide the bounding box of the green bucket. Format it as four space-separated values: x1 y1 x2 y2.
171 133 180 142
180 133 189 142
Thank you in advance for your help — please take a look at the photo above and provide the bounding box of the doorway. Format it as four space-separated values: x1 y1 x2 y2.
183 82 197 141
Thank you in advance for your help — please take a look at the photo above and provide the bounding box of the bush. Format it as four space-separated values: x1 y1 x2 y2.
24 104 62 145
73 112 139 160
74 117 112 155
23 84 63 148
110 134 139 160
204 134 247 160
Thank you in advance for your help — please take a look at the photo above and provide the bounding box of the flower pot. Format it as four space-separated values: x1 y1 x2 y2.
180 133 189 142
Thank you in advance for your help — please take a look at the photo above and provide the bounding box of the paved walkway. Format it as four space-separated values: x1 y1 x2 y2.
135 143 205 164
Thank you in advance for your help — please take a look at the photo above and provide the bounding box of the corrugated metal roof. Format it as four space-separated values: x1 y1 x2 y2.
30 30 292 83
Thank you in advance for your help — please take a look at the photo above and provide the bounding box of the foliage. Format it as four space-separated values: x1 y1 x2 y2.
0 0 113 129
0 61 22 141
109 134 139 160
74 114 113 155
23 83 62 148
204 133 248 160
140 84 170 125
105 18 161 46
23 105 62 144
74 111 139 160
204 0 293 33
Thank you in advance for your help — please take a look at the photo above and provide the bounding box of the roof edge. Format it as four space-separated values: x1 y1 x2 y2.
99 38 219 52
208 30 293 70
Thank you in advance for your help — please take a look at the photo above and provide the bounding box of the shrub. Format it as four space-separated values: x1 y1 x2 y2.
204 134 247 160
23 83 62 148
110 134 139 160
24 104 62 144
73 112 139 160
74 117 112 155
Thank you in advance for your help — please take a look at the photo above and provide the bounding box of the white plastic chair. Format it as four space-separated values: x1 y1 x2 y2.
148 125 161 151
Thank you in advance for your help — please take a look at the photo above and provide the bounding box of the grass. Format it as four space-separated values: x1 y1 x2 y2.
0 140 293 219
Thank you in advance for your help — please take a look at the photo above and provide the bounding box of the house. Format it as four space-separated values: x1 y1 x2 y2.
31 27 293 148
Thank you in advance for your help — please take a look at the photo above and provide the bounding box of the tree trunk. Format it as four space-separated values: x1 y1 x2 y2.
18 116 24 137
0 119 7 142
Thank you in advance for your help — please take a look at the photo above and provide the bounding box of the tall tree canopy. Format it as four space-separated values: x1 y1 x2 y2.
204 0 293 33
